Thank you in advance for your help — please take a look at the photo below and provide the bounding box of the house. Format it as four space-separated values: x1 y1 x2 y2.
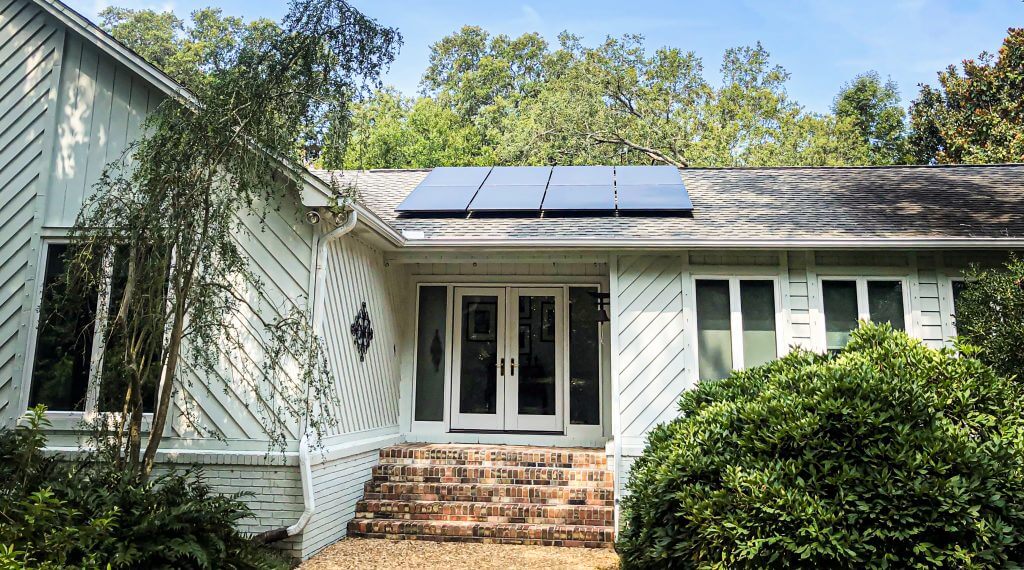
2 0 1023 560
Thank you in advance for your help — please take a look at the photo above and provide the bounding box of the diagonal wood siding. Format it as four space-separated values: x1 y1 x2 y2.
0 0 61 426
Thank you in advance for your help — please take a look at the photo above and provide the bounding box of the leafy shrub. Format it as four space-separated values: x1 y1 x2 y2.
955 256 1024 381
618 323 1024 569
0 407 286 570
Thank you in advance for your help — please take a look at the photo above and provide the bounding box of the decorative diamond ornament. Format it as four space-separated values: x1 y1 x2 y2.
350 302 374 362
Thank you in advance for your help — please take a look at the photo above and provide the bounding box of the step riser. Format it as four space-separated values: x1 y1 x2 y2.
373 465 614 487
347 520 614 548
381 448 607 469
356 501 613 526
364 482 615 506
347 531 611 549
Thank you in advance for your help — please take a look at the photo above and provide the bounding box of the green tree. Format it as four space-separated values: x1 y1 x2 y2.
833 71 908 164
908 28 1024 164
955 257 1024 381
68 0 400 478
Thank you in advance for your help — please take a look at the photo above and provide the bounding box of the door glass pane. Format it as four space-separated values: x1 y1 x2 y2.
569 287 600 425
459 295 499 414
740 280 777 368
823 280 858 351
696 280 732 380
951 280 966 321
868 281 905 331
517 294 556 416
29 243 98 411
415 286 447 421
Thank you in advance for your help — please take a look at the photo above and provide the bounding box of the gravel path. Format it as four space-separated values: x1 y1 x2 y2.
300 538 619 570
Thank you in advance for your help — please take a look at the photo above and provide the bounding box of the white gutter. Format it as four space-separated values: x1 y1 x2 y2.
394 237 1024 251
286 209 358 538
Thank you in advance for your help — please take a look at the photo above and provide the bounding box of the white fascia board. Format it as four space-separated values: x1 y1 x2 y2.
396 237 1024 251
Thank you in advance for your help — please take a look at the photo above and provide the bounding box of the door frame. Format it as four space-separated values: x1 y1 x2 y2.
450 286 507 431
506 286 565 432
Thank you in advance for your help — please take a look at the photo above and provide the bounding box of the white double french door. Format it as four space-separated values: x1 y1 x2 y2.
450 286 564 432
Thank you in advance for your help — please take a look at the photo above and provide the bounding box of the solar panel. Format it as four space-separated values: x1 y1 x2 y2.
616 184 693 211
549 166 613 186
469 184 546 211
615 165 682 186
483 166 551 186
542 185 615 211
395 185 480 213
418 166 492 187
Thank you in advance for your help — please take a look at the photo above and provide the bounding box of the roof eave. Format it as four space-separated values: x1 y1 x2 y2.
395 237 1024 251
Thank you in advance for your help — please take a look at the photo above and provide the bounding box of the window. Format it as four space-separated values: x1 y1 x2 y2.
568 286 601 425
414 286 447 422
695 278 780 380
821 278 908 352
28 242 158 414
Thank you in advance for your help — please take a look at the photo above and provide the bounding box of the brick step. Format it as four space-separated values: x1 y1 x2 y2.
380 444 606 469
347 519 614 548
355 499 613 526
372 463 613 487
364 481 615 506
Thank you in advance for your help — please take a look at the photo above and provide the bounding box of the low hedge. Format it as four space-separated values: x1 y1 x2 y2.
618 323 1024 568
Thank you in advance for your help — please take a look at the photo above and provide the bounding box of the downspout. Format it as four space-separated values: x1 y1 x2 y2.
256 209 357 545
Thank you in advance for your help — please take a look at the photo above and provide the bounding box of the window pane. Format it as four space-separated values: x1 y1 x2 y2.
569 287 600 425
459 295 499 414
740 280 777 368
951 280 966 317
696 280 732 380
414 286 447 421
29 244 97 411
823 280 858 351
97 248 161 414
868 281 905 331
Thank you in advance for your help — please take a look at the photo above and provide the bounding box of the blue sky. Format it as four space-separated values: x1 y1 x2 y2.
67 0 1022 114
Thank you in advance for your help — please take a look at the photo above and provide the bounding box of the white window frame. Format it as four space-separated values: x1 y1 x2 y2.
690 274 786 374
21 239 155 429
816 275 914 351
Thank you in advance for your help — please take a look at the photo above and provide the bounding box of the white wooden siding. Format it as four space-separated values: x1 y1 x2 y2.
0 0 61 426
44 30 161 227
320 234 401 436
302 448 380 558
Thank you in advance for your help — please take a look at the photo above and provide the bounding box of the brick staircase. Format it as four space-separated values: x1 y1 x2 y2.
347 443 615 548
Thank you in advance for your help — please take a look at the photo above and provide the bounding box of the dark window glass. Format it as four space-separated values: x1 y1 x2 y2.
29 244 98 411
97 248 160 414
459 295 498 414
823 280 858 352
695 280 733 380
740 280 777 368
867 281 905 331
569 287 600 425
414 286 447 421
951 280 967 317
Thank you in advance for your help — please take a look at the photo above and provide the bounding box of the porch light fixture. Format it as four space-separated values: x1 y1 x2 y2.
350 301 374 361
589 291 611 324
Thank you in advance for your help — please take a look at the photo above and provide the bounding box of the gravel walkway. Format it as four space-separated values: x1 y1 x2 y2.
300 538 619 570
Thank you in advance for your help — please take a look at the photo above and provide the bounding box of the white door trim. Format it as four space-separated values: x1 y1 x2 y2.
450 287 507 430
507 287 565 432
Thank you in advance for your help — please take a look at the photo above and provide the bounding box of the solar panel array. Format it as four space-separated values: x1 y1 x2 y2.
395 165 692 215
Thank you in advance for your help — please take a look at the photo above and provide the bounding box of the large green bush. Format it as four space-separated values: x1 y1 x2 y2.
0 408 286 570
955 256 1024 381
618 323 1024 569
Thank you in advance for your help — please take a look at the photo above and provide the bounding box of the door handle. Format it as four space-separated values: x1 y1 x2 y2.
499 357 505 376
510 358 516 375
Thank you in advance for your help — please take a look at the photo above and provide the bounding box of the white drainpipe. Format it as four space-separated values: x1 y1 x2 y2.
286 209 358 538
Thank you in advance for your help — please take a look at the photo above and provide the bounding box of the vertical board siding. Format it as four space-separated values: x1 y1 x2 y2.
302 449 380 558
408 260 607 277
322 235 401 436
44 31 161 227
615 255 692 440
0 0 61 426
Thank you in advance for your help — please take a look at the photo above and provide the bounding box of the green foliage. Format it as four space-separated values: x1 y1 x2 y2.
908 28 1024 164
69 0 401 477
618 323 1024 569
0 407 285 569
833 71 910 165
954 257 1024 381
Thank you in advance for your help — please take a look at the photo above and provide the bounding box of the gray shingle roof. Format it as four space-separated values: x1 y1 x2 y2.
310 165 1024 243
